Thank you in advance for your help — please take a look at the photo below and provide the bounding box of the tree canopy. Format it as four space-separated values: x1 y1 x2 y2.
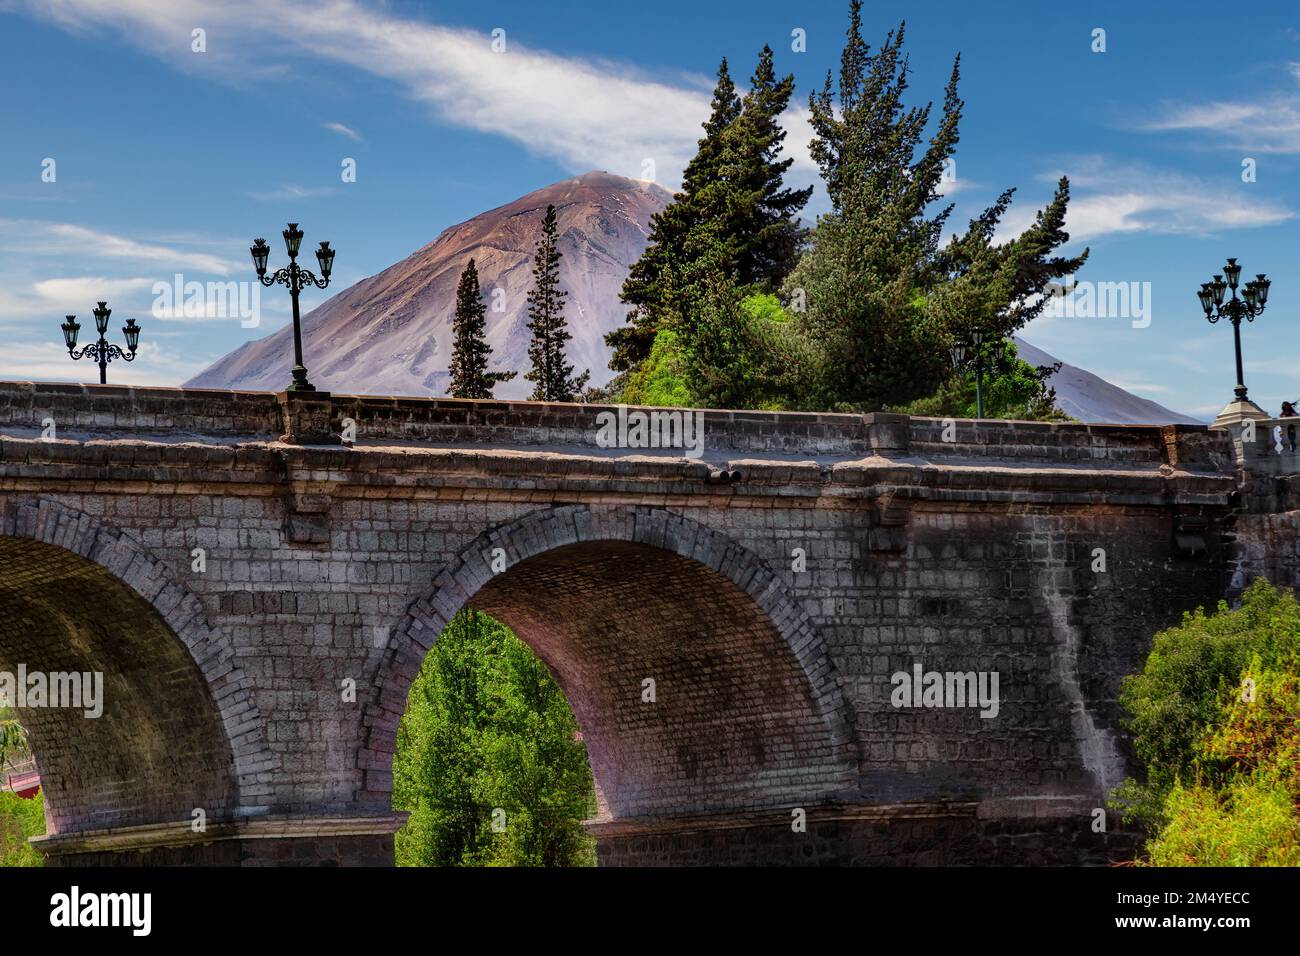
1112 579 1300 865
605 0 1087 422
393 610 596 867
525 205 589 402
448 258 516 399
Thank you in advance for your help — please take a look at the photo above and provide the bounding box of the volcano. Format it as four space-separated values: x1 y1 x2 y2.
188 170 1198 424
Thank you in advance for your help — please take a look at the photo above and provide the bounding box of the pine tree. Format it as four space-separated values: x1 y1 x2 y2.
713 45 812 287
447 259 516 399
932 177 1089 340
787 10 963 410
606 57 741 372
788 3 1086 413
524 205 589 402
805 11 962 271
608 48 811 376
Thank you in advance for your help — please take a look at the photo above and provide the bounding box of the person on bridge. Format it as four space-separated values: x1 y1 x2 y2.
1281 401 1298 452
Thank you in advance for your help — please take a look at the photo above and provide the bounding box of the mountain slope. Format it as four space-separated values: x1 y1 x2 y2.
187 171 672 399
189 170 1198 424
1013 337 1200 425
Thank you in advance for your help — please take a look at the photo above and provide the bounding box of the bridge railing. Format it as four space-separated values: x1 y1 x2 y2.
1233 416 1300 474
0 380 1235 471
1 754 38 794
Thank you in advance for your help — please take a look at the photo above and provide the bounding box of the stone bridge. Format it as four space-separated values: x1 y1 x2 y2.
0 381 1266 866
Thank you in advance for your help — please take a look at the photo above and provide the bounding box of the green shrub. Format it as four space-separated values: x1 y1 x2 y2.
618 329 692 407
0 789 45 867
1146 776 1299 867
393 610 596 867
893 339 1072 422
1113 578 1300 865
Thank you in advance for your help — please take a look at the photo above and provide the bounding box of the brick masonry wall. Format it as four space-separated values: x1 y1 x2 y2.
0 383 1248 864
0 536 239 834
1226 468 1300 598
46 834 392 867
593 812 1143 866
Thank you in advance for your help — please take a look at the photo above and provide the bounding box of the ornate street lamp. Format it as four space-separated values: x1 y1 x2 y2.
1199 257 1270 411
61 301 141 384
950 328 988 418
251 223 335 391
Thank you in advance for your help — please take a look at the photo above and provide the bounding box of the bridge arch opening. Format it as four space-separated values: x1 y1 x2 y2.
0 535 238 837
0 498 275 859
367 507 856 835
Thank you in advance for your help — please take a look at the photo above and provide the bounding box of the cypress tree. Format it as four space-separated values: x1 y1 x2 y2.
607 57 741 372
447 259 516 399
789 1 1085 412
713 45 812 287
786 8 966 410
608 48 811 375
524 204 589 402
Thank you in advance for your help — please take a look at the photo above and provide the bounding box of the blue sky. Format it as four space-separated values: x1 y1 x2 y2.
1 0 1299 419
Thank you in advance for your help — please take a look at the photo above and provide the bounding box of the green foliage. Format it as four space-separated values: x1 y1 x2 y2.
674 285 815 410
0 707 29 768
1112 579 1300 865
474 636 597 866
616 292 814 411
785 12 959 411
1145 777 1300 867
706 46 812 288
448 258 515 399
0 789 44 867
895 340 1073 422
393 610 596 867
606 2 1087 417
930 179 1088 346
788 6 1086 413
524 205 589 402
739 291 789 326
619 329 692 407
608 46 810 375
607 58 741 374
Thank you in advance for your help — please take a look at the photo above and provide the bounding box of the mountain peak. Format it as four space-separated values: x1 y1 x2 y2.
188 175 1196 425
186 173 672 399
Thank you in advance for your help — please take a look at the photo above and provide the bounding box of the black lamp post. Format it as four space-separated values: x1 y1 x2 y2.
251 223 336 392
950 328 987 418
61 301 141 384
1198 257 1270 405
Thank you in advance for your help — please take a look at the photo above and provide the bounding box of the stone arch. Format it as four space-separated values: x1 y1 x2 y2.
360 505 857 821
0 497 276 835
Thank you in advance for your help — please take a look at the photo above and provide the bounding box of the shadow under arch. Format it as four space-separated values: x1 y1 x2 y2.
0 497 276 838
361 505 858 822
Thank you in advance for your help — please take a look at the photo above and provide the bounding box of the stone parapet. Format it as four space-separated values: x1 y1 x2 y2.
0 381 1236 470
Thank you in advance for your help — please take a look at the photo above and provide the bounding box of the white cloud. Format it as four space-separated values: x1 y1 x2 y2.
1140 74 1300 154
247 184 337 202
31 276 157 306
0 219 238 274
324 121 362 142
0 277 146 328
1246 357 1300 376
13 0 782 187
994 158 1292 244
0 339 210 387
